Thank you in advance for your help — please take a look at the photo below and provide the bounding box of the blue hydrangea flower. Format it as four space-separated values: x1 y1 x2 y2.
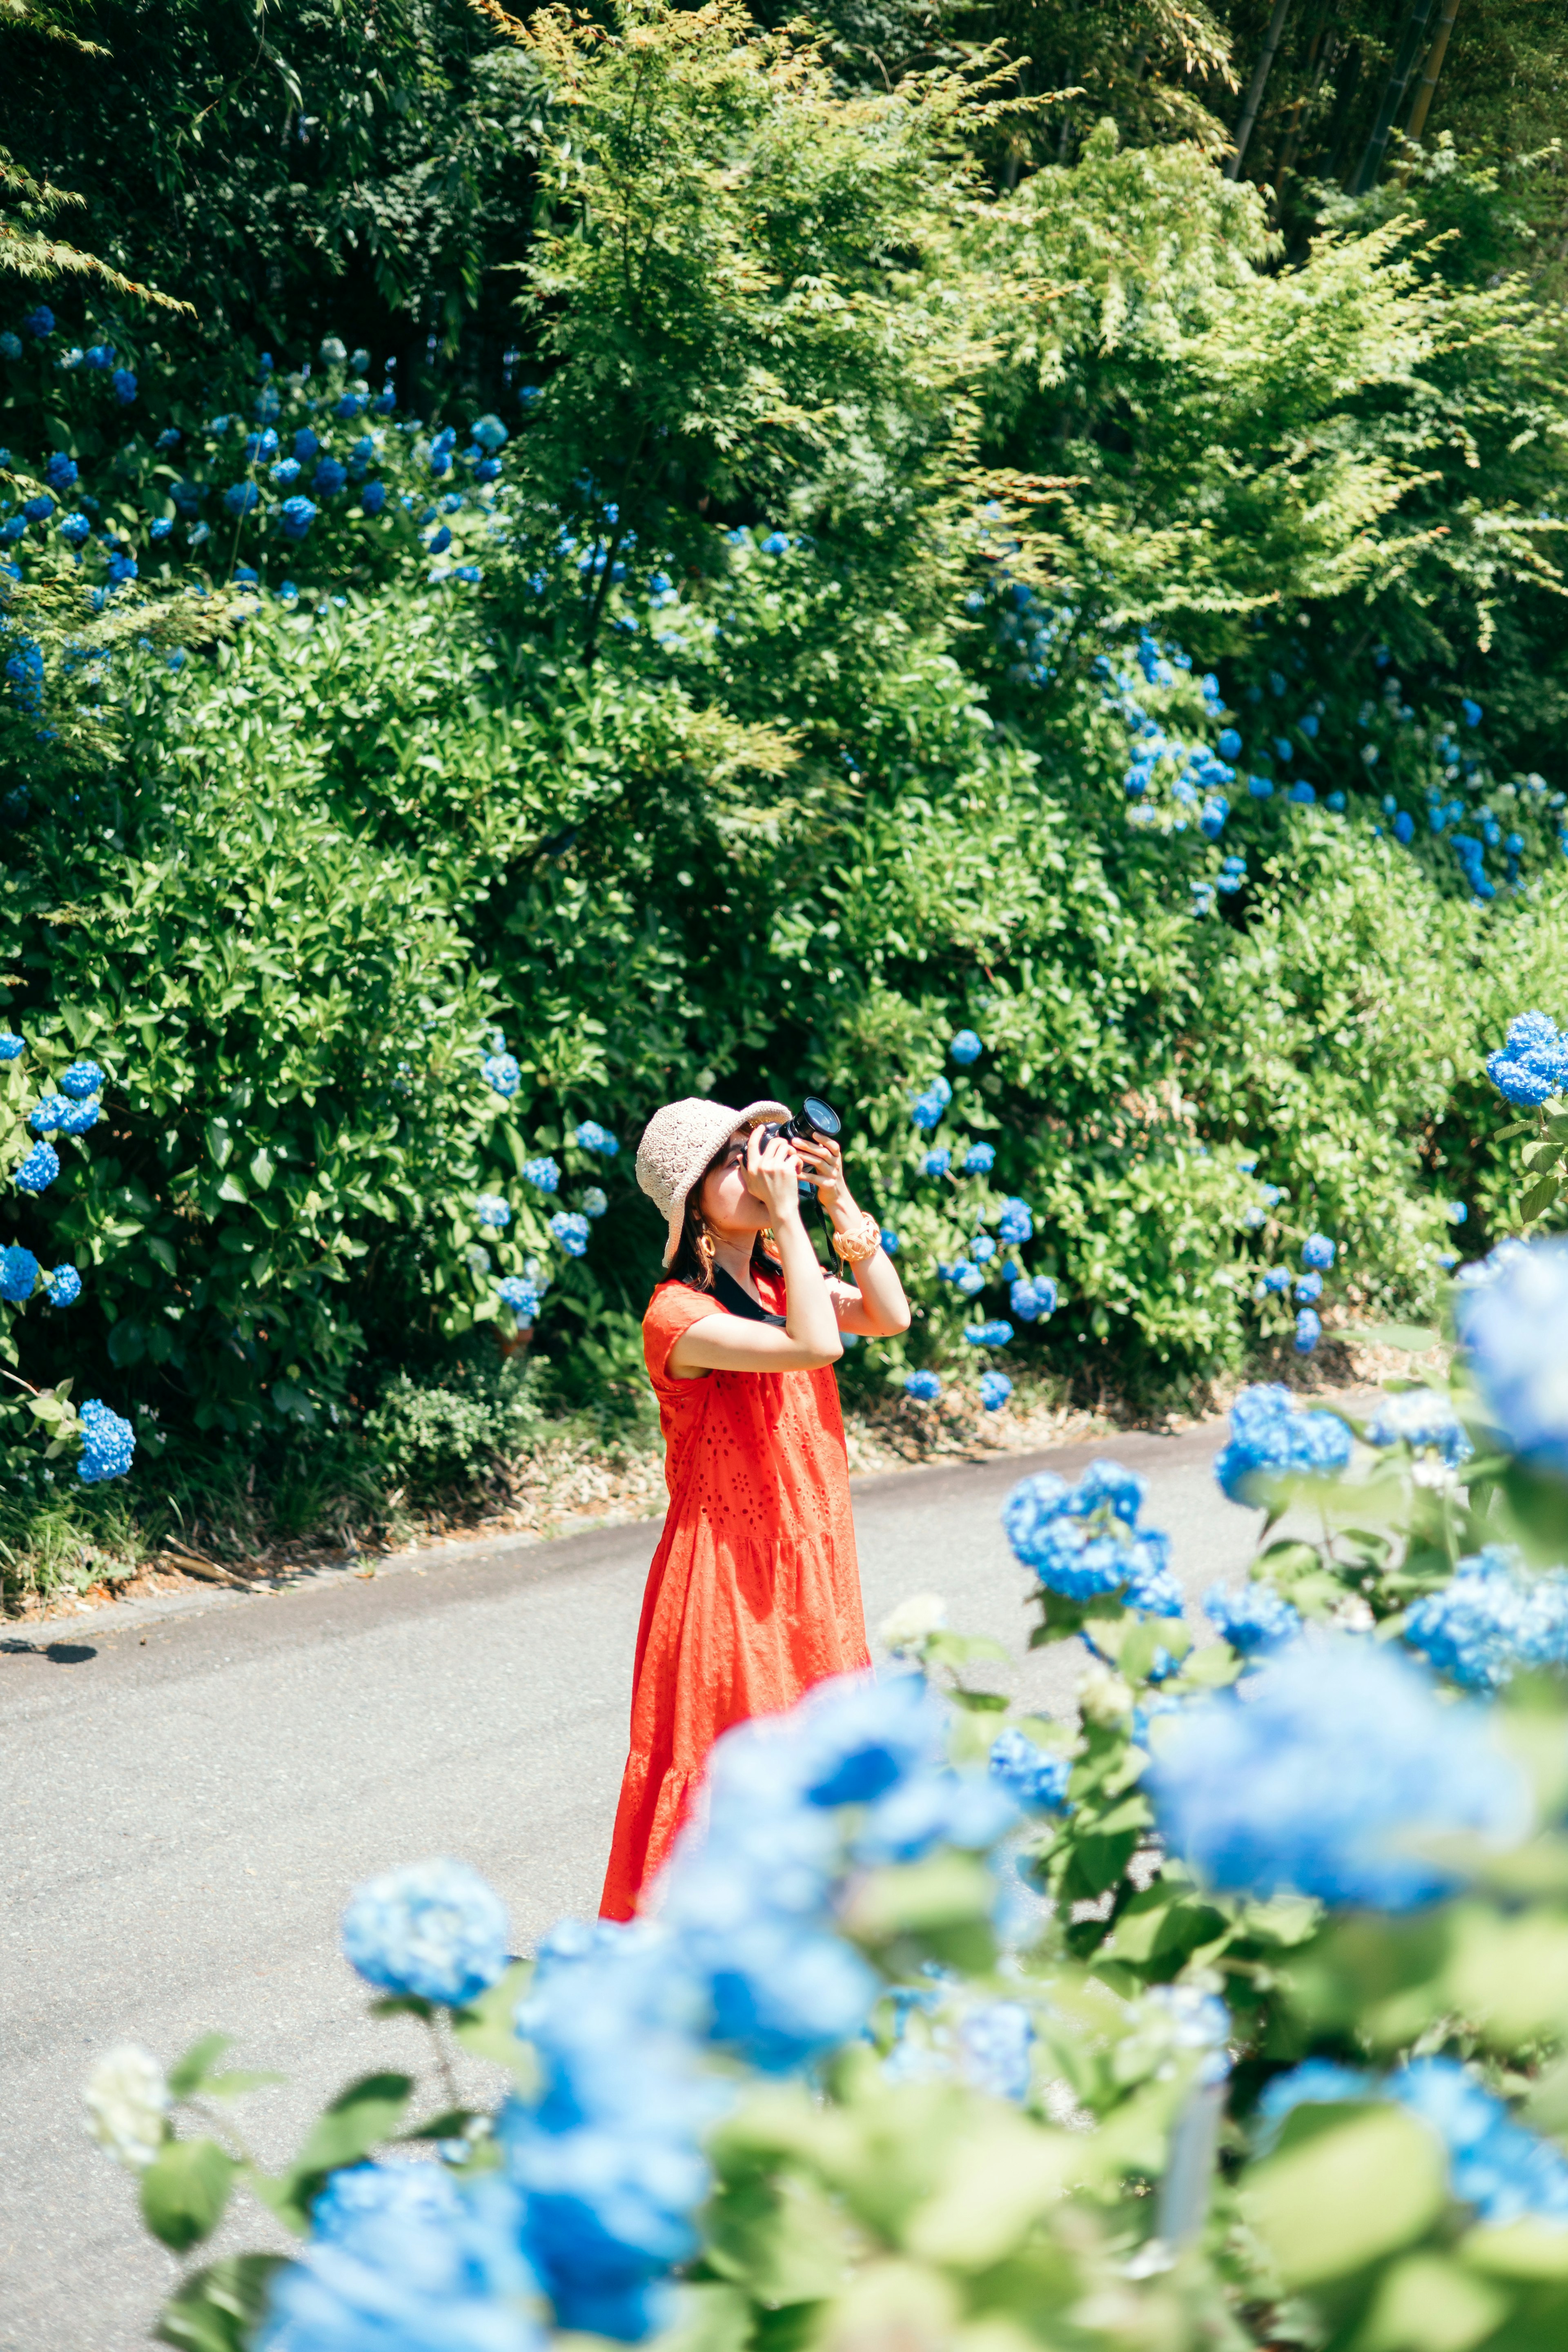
971 1235 996 1263
24 306 55 338
271 458 302 488
1486 1009 1567 1106
223 481 260 517
1456 1236 1568 1475
1301 1233 1336 1270
472 414 509 453
1462 698 1483 728
1260 1266 1291 1296
996 1197 1033 1245
0 331 20 358
361 480 387 517
550 1212 589 1257
78 1397 135 1483
497 1276 543 1322
294 428 320 463
483 1053 521 1099
949 1029 982 1064
1365 1387 1472 1468
1002 1461 1179 1615
1202 1581 1302 1656
1295 1271 1323 1302
922 1147 951 1177
56 1098 98 1137
341 1857 510 2006
963 1319 1013 1347
978 1370 1012 1409
0 1244 39 1302
28 1094 67 1134
573 1120 618 1156
314 457 347 497
474 1194 511 1229
44 452 78 492
523 1156 560 1194
1009 1274 1057 1322
1403 1546 1568 1692
988 1725 1068 1811
905 1370 941 1403
0 1034 23 1061
1217 727 1241 760
112 369 137 403
13 1139 59 1194
1148 1635 1528 1909
258 2171 543 2352
58 511 91 548
879 1227 898 1254
44 1262 82 1307
279 495 318 541
953 1262 984 1297
1294 1307 1321 1353
22 492 55 523
580 1186 608 1219
962 1142 996 1176
1448 1200 1468 1225
957 2002 1034 2103
1214 1384 1353 1506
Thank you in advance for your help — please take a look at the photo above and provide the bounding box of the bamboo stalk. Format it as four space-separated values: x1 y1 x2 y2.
1226 0 1295 179
1406 0 1461 140
1348 0 1441 193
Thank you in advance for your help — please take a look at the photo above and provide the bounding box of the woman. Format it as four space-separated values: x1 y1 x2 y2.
599 1095 911 1920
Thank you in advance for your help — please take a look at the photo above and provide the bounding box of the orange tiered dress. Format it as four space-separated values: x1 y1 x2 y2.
599 1265 869 1920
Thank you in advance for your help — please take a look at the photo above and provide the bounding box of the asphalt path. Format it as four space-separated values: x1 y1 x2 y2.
0 1423 1260 2351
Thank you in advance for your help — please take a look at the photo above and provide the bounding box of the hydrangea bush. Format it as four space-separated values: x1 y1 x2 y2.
87 1209 1568 2352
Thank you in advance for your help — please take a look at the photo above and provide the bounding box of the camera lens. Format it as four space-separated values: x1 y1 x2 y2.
801 1096 841 1138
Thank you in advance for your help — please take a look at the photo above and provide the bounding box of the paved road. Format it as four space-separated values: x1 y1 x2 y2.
0 1424 1259 2351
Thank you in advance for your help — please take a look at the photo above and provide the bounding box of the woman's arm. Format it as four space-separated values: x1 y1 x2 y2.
668 1132 843 1376
796 1134 911 1337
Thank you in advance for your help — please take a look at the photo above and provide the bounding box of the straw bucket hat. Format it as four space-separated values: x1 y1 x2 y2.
637 1096 790 1268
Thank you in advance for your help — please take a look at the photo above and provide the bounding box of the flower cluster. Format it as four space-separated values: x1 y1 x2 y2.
910 1074 952 1133
978 1369 1013 1410
987 1724 1070 1811
77 1398 136 1484
1365 1385 1472 1471
342 1858 512 2007
1455 1236 1568 1475
1147 1635 1528 1909
1201 1580 1303 1656
1213 1384 1353 1506
574 1121 619 1156
1402 1546 1568 1692
904 1369 941 1402
523 1156 560 1194
1003 1461 1181 1616
964 1318 1013 1348
549 1212 590 1258
1485 1010 1568 1108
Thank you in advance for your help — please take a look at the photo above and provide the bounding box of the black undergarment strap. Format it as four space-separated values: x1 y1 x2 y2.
713 1264 786 1327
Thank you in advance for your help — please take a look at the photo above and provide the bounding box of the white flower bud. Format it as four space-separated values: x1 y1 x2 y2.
1078 1663 1134 1726
84 2045 170 2172
879 1593 949 1655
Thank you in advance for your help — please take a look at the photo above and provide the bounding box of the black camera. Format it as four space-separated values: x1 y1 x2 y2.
759 1095 842 1147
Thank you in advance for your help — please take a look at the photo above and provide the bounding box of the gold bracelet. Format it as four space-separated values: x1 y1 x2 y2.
830 1210 882 1265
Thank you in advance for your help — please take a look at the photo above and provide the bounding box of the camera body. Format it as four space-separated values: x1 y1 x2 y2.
759 1095 842 1148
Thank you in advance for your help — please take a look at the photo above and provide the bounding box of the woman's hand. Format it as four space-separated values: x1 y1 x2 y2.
743 1127 806 1223
795 1132 851 1215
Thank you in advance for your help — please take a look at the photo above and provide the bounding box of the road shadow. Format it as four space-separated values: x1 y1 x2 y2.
0 1638 98 1664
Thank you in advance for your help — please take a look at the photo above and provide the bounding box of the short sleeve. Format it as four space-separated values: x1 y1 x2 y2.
643 1281 726 1388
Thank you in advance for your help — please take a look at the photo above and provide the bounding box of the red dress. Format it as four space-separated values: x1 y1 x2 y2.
599 1265 869 1920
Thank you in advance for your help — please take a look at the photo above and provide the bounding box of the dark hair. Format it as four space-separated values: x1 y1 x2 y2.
665 1134 777 1292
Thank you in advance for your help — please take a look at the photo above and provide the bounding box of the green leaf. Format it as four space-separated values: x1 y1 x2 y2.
255 2072 415 2232
155 2256 289 2352
1337 1324 1443 1353
705 2168 858 2304
1356 2252 1508 2352
167 2033 237 2099
1242 2105 1447 2287
452 1960 535 2076
1522 1172 1561 1222
139 2137 239 2254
